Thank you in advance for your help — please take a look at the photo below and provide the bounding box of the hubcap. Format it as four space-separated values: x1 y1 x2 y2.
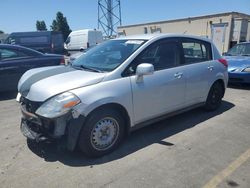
91 117 119 151
211 88 219 104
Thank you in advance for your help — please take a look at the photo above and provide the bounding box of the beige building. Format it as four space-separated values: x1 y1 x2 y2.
118 12 250 53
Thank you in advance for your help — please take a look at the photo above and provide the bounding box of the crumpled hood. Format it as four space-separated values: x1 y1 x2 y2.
18 65 106 102
224 56 250 72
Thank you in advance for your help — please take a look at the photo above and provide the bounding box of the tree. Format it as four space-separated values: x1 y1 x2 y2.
0 30 4 34
51 12 71 41
36 20 47 31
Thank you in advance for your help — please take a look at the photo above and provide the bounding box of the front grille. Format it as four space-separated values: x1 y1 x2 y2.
21 97 42 114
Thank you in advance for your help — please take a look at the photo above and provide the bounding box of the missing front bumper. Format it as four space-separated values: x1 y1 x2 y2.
20 119 48 142
20 104 86 151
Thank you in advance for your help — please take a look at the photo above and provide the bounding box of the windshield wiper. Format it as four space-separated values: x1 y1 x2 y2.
79 65 103 73
71 64 103 72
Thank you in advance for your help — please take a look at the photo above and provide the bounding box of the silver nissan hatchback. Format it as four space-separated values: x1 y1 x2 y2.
17 34 228 157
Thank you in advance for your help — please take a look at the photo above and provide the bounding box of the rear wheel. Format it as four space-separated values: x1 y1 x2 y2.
204 82 224 111
78 109 125 157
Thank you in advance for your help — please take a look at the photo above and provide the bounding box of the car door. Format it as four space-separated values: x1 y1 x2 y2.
0 48 35 91
125 38 186 124
180 38 213 105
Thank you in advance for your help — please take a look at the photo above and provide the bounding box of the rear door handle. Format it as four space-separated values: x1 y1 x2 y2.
207 66 214 71
174 72 183 79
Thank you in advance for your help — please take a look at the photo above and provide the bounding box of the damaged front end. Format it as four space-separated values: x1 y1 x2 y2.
19 95 85 151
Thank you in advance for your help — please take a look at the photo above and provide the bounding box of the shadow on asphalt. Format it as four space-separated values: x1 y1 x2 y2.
27 100 235 166
0 91 17 101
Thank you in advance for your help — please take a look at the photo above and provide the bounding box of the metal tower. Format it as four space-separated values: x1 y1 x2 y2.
98 0 122 38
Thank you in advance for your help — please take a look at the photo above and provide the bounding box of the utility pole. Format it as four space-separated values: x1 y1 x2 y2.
98 0 122 38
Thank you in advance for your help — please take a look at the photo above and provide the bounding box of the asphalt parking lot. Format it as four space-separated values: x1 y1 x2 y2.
0 85 249 188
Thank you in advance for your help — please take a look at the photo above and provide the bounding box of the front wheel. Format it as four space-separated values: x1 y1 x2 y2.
204 82 224 111
78 109 125 157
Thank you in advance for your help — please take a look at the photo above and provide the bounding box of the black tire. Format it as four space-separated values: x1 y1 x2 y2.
78 108 125 157
204 82 224 111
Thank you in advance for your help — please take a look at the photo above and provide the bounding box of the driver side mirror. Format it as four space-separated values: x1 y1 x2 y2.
136 63 154 82
136 63 154 76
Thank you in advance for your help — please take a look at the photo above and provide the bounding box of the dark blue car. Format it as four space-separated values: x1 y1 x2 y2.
0 44 65 92
224 42 250 84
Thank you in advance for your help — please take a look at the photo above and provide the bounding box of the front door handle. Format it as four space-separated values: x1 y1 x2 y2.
174 72 183 79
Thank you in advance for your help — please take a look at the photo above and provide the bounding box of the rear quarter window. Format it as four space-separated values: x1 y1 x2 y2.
181 39 212 64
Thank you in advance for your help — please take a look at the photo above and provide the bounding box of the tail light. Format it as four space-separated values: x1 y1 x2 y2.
60 57 65 65
218 58 228 68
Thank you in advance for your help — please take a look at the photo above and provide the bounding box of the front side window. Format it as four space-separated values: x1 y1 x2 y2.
65 36 71 44
182 40 212 64
72 39 146 72
125 40 180 75
5 37 17 44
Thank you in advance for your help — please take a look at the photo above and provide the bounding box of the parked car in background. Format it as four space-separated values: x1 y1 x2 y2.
17 34 228 157
0 44 65 92
68 45 97 63
64 29 103 53
223 42 250 84
5 31 65 54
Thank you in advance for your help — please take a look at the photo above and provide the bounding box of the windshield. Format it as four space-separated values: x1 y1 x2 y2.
65 36 70 44
72 39 146 72
227 43 250 56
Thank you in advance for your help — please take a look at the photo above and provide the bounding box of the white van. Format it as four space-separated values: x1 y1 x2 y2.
64 29 103 52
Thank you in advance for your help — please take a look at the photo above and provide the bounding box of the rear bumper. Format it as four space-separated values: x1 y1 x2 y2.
20 104 86 151
228 72 250 84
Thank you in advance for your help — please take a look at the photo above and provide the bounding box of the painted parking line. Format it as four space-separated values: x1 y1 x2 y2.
203 148 250 188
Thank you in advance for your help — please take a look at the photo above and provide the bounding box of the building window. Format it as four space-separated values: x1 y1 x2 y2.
144 27 148 34
150 26 161 33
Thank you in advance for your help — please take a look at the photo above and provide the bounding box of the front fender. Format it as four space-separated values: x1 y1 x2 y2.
70 77 135 126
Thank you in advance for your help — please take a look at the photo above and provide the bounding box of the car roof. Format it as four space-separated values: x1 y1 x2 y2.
116 33 212 43
0 44 29 49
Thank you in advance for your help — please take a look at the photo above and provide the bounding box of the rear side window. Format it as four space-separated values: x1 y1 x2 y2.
182 39 212 64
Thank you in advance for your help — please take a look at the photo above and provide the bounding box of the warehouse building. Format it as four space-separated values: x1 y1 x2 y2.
118 12 250 53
